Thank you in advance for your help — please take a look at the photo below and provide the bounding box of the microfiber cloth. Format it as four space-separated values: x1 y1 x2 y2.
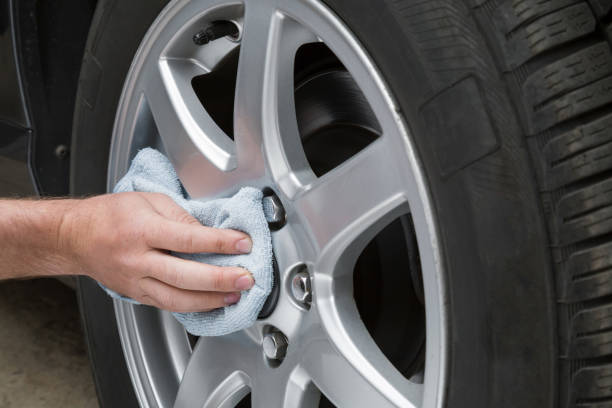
101 147 274 337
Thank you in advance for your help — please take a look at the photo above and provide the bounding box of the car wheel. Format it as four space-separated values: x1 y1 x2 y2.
71 0 612 407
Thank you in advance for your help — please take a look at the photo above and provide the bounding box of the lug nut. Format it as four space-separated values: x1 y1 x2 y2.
262 332 288 361
291 269 312 306
262 193 286 230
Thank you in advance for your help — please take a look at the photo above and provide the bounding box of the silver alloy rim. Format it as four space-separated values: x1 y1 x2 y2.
107 0 447 407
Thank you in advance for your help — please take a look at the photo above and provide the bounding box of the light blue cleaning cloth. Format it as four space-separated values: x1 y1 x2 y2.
102 147 274 337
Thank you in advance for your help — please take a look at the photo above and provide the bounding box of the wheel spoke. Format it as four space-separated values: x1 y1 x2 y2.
250 365 320 408
173 333 256 408
300 325 422 408
234 2 318 187
144 60 241 199
232 2 273 175
281 367 321 408
294 139 408 268
250 374 287 408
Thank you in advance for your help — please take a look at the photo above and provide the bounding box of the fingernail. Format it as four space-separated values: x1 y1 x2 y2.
224 292 241 305
234 274 254 290
236 238 252 254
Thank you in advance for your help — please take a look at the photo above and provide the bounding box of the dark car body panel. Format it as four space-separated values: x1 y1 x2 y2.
0 0 96 197
0 0 28 127
0 0 36 195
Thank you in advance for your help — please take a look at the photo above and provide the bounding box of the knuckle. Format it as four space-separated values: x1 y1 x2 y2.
139 294 156 307
141 224 157 245
177 211 198 225
213 236 227 253
174 211 188 223
137 277 150 294
159 293 178 311
118 255 137 273
159 260 180 286
172 230 193 253
155 192 172 202
148 192 171 206
182 233 196 253
212 267 227 291
197 295 220 312
168 265 182 287
186 217 201 226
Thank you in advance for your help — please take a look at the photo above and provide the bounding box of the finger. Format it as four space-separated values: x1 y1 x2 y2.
138 277 241 313
143 192 253 254
145 193 201 226
146 217 252 255
147 252 255 292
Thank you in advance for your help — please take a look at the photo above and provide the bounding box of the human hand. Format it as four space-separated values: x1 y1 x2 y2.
61 192 254 312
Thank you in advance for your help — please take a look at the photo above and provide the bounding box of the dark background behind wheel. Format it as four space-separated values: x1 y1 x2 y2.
72 1 612 408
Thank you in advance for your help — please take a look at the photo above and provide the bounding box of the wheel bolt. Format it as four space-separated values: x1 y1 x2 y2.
291 269 312 306
262 192 286 230
262 332 288 361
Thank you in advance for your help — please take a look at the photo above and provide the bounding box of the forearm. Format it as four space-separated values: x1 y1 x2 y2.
0 192 253 312
0 199 78 280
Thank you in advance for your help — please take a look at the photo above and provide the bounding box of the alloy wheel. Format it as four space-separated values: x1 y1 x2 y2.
107 0 447 406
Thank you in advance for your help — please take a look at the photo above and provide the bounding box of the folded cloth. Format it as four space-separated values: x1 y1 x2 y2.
102 147 274 336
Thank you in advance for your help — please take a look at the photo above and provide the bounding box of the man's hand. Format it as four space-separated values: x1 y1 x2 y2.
0 193 254 313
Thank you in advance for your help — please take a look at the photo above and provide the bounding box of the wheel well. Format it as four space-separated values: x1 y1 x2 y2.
14 0 97 195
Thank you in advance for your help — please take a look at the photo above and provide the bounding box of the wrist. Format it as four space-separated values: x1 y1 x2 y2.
52 198 88 276
0 198 81 278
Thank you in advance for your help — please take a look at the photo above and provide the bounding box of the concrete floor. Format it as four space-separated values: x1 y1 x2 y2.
0 278 99 407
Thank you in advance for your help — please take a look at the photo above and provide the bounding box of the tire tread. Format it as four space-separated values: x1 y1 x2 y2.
475 0 612 406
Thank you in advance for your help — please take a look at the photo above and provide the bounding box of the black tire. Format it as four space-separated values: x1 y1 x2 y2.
72 0 612 407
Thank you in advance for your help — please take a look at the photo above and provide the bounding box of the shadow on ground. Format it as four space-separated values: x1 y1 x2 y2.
0 278 98 407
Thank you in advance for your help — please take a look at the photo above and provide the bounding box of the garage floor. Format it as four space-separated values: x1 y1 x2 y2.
0 278 99 407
